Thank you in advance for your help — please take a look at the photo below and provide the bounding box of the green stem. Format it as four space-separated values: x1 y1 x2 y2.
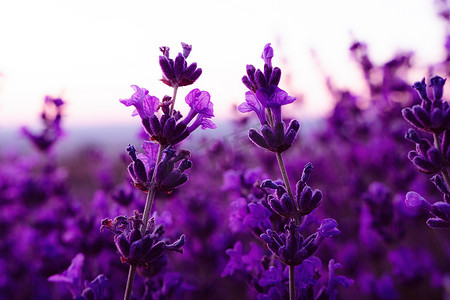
433 133 450 199
275 152 296 208
289 265 295 300
123 265 137 300
123 84 179 300
169 84 179 116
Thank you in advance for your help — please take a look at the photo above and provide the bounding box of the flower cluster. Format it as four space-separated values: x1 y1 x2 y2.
402 76 450 228
159 43 202 87
238 43 300 153
126 144 191 193
101 211 185 267
120 88 215 149
261 219 340 266
261 163 322 219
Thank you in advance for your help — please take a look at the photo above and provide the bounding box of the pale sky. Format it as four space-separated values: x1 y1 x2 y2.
0 0 446 129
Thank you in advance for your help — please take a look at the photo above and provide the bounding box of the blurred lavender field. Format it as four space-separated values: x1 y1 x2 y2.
2 3 450 300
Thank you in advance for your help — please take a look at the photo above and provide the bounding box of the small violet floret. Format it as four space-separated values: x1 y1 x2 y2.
119 85 160 120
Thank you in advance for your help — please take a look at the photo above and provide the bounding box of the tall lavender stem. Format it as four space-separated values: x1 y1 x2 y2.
123 85 178 300
433 133 450 195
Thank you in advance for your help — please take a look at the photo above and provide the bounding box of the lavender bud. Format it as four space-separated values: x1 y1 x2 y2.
412 78 429 101
249 129 269 149
429 76 446 100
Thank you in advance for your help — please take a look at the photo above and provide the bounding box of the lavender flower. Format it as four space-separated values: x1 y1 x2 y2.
239 44 299 153
48 253 108 300
159 43 202 87
260 220 340 266
100 211 185 267
261 163 322 219
21 96 65 152
141 90 216 147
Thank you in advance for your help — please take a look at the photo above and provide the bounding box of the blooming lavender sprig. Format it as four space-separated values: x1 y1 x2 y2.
159 43 202 88
402 76 450 228
238 43 299 153
233 43 344 300
100 211 185 266
115 42 214 300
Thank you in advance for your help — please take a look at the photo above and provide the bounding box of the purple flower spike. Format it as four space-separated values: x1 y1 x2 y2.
119 85 160 120
261 43 274 68
317 218 340 237
159 44 202 87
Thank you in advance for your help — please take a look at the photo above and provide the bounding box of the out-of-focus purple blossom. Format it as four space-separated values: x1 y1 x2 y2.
48 253 108 300
261 43 274 68
21 96 65 152
243 202 273 230
221 241 245 277
48 253 85 298
159 43 202 87
293 257 322 289
316 259 354 300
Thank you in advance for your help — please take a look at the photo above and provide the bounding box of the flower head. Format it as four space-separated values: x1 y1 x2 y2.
159 43 202 87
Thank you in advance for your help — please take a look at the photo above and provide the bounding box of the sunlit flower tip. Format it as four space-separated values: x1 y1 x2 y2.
261 43 274 68
317 218 340 237
429 75 446 100
159 44 202 87
181 42 192 58
260 179 279 190
405 191 433 211
412 78 429 101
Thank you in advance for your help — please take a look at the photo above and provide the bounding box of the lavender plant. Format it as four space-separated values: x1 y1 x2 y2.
101 42 216 300
402 76 450 228
224 43 351 300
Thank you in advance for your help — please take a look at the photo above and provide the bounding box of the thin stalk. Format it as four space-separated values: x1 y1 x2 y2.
169 84 179 116
276 152 295 202
123 85 179 300
123 265 137 300
289 265 295 300
433 133 450 197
